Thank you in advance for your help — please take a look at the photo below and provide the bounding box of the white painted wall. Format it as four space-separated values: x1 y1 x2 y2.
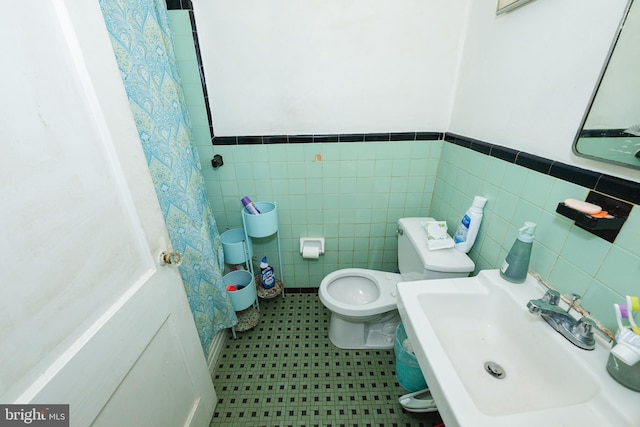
450 0 639 181
194 0 640 182
193 0 469 135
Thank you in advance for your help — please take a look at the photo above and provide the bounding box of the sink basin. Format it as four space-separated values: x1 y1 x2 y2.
396 270 640 427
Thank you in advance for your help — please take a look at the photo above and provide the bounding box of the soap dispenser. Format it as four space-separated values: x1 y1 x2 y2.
500 222 536 283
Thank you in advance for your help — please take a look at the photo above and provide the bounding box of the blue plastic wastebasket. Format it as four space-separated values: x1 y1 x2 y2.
395 323 427 392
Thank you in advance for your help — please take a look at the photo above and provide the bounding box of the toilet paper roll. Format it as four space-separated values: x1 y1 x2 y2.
302 246 320 259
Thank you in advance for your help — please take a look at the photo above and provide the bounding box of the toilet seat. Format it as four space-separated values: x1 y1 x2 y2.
319 268 401 317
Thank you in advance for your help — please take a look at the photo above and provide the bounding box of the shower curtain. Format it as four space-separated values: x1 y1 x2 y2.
98 0 237 356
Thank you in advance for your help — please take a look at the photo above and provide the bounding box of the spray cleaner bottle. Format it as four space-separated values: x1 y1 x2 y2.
500 222 536 283
260 256 275 289
453 196 487 253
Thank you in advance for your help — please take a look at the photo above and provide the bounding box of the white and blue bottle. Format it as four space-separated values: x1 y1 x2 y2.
260 256 275 289
453 196 487 253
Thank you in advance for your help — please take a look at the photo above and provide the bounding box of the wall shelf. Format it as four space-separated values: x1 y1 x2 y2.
555 191 632 243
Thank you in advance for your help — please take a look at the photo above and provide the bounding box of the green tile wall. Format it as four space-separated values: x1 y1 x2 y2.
203 141 441 290
431 143 640 333
167 10 639 334
167 11 213 158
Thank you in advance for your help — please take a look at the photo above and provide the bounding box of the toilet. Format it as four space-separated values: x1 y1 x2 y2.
319 217 475 349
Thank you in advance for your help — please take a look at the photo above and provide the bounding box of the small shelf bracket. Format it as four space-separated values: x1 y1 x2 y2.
555 191 632 243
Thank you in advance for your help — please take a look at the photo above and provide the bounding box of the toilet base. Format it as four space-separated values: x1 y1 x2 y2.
327 310 401 349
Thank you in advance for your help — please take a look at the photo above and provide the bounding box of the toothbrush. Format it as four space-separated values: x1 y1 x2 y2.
614 303 631 332
625 296 640 335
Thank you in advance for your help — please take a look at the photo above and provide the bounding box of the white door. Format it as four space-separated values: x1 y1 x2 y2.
0 1 216 426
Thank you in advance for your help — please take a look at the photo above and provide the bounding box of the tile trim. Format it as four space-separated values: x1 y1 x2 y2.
186 11 215 142
212 132 443 146
210 131 640 205
166 0 192 11
445 133 640 206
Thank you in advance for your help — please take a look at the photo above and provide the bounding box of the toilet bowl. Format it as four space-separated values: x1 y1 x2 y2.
319 217 475 349
319 269 402 349
319 268 401 318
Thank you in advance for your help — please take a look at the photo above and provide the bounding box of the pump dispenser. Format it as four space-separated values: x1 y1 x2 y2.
500 222 536 283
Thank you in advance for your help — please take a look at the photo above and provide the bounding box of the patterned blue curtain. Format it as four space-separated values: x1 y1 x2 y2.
99 0 237 356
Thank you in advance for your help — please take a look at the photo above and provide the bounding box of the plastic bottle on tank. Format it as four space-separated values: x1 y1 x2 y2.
453 196 487 253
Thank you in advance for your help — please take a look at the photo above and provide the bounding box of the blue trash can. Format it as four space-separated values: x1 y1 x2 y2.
395 323 427 392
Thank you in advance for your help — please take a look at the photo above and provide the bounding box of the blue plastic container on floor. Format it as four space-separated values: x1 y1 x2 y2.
395 323 427 392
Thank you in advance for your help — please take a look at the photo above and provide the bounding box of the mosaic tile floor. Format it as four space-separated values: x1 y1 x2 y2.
210 293 444 427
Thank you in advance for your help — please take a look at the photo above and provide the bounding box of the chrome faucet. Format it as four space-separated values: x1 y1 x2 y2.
527 290 596 350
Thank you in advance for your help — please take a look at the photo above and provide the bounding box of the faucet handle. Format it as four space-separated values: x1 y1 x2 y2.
567 293 582 313
542 289 560 306
571 317 596 350
578 316 596 327
575 316 596 336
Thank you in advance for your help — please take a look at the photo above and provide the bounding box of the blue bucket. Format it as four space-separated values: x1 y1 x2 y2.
224 270 256 311
220 228 250 265
242 201 278 238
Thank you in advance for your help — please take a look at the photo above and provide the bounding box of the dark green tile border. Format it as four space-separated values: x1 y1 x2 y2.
446 133 640 205
210 130 640 205
212 132 443 146
166 0 192 10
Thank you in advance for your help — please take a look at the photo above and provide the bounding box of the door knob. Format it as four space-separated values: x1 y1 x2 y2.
159 251 182 266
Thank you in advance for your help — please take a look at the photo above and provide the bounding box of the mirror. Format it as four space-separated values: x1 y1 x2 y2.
573 0 640 169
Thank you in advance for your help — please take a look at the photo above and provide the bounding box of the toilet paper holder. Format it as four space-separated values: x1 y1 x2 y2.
300 237 325 256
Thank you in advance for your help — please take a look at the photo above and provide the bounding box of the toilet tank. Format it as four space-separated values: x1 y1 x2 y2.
397 217 475 281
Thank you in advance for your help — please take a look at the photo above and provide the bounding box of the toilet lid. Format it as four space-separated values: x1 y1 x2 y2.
399 217 475 273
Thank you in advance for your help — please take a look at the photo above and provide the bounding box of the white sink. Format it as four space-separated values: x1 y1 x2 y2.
396 269 640 427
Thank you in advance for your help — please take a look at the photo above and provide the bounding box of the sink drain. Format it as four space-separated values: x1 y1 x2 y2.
484 361 506 379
